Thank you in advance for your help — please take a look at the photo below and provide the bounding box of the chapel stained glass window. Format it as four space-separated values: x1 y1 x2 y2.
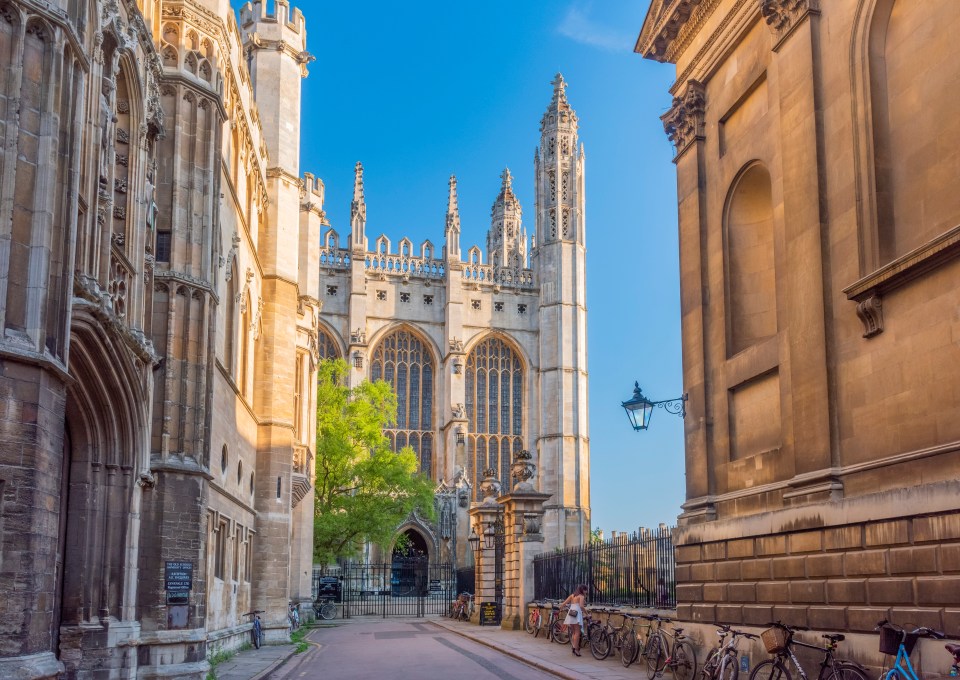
370 328 435 477
465 336 524 498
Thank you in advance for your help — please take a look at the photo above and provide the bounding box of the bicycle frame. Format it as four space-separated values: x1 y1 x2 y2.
885 644 920 680
776 637 837 680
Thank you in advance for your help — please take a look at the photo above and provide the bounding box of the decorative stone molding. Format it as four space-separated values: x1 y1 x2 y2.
854 294 883 338
522 513 542 535
661 80 706 159
761 0 818 42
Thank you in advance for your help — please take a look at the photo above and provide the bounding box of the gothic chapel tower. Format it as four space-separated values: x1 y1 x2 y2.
534 75 590 546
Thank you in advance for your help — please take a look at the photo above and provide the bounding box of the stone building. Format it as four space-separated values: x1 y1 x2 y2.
0 0 325 677
314 75 591 567
638 0 960 656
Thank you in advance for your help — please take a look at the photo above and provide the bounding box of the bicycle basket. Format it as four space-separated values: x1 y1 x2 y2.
761 627 789 654
879 626 918 656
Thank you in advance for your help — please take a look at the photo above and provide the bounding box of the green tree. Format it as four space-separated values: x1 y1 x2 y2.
313 359 435 564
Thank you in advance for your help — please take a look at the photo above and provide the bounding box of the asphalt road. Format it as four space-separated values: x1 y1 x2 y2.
269 618 560 680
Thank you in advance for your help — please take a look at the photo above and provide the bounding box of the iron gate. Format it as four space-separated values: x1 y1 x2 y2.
493 513 505 618
318 560 455 618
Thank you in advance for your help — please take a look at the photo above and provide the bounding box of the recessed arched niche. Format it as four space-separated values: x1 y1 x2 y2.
723 162 777 357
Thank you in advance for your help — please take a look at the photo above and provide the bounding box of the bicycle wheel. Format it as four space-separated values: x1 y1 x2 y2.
319 602 336 620
701 648 721 680
621 632 637 667
818 664 869 680
749 660 791 680
533 611 543 638
647 633 665 679
673 640 698 680
717 653 739 680
525 609 537 634
591 627 612 660
253 626 262 649
553 620 571 645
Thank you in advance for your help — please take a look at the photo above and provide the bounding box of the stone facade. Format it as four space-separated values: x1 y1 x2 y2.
314 75 591 568
638 0 960 654
0 0 323 677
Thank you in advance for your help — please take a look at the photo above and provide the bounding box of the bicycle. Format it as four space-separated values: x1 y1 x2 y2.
620 613 649 668
701 625 759 680
589 607 627 661
288 602 300 630
450 592 471 622
645 614 697 680
945 639 960 677
242 610 265 648
315 596 336 621
527 600 555 637
526 600 544 636
749 621 869 680
876 620 945 680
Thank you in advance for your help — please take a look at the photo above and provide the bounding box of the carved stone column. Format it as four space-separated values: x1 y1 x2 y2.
662 79 714 523
498 451 551 630
468 470 502 623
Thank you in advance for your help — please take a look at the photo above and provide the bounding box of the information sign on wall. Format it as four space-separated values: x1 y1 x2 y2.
478 601 501 626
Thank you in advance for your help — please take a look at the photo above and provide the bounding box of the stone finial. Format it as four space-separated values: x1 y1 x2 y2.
541 73 578 133
660 80 706 159
350 161 366 250
445 175 461 259
510 449 537 492
479 468 502 506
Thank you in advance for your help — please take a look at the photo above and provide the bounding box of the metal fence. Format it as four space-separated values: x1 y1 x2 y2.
533 525 676 609
313 560 456 618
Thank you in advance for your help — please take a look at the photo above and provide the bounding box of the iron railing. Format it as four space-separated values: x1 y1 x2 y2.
533 525 676 609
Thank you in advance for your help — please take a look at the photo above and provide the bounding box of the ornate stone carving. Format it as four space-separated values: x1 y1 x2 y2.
449 337 464 352
452 403 465 419
761 0 817 36
855 293 883 338
350 328 366 344
522 513 542 535
478 468 502 506
661 80 705 158
510 449 537 492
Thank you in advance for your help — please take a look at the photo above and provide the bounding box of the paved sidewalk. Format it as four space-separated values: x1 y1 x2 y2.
430 616 647 680
211 643 297 680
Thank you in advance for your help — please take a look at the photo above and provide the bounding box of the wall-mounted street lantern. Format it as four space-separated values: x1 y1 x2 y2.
456 426 465 445
468 526 481 554
621 381 687 431
483 522 497 550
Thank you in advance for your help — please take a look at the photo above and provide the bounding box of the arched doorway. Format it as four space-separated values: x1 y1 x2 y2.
392 528 430 561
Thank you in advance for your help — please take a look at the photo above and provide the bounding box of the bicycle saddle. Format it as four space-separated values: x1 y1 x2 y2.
823 634 845 642
673 628 685 634
946 643 960 656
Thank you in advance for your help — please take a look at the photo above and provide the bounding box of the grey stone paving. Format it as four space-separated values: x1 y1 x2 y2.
212 643 297 680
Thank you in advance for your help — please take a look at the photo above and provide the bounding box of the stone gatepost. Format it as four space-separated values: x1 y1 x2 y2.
498 450 551 630
468 469 502 623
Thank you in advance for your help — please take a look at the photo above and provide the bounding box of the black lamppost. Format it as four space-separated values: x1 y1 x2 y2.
621 381 687 431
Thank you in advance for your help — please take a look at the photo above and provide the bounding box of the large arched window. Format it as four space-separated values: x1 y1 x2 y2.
317 327 340 360
465 336 524 498
370 328 435 477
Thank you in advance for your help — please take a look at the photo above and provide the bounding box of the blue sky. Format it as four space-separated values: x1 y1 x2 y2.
262 1 683 534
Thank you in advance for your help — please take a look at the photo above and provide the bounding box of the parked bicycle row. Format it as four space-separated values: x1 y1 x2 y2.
524 601 960 680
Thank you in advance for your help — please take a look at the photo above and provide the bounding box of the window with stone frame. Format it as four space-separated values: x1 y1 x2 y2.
213 519 227 580
317 327 340 361
369 328 435 477
233 524 241 581
465 336 524 498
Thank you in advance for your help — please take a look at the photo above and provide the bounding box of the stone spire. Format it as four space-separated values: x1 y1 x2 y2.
535 73 584 245
487 168 526 270
540 73 578 132
445 175 461 260
350 161 366 251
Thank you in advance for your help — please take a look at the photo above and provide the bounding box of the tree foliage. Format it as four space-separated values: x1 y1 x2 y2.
313 359 435 564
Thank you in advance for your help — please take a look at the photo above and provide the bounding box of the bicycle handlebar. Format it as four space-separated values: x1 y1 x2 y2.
877 620 946 638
